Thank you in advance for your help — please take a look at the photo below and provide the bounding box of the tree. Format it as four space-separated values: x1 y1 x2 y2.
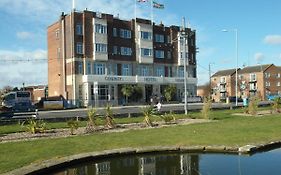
121 84 134 104
164 85 176 102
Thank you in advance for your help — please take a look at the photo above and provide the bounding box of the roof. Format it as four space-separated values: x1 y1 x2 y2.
239 64 273 74
211 68 238 77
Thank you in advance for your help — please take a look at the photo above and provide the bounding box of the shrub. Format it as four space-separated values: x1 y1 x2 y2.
142 106 155 127
21 118 46 134
85 108 98 132
201 97 211 119
105 104 115 128
67 119 79 135
248 96 259 115
272 97 281 113
160 111 176 124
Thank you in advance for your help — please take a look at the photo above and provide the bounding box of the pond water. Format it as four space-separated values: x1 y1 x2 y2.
50 148 281 175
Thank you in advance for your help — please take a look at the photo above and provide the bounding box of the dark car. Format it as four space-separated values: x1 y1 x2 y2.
228 96 243 103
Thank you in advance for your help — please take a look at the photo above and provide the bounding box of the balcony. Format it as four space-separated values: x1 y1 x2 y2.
249 88 257 92
249 79 257 83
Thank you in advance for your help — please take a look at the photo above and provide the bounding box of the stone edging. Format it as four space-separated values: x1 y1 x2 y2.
4 142 281 175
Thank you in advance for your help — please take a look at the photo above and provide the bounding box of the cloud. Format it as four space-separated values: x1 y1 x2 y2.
16 31 33 40
0 49 47 88
254 52 265 63
264 35 281 45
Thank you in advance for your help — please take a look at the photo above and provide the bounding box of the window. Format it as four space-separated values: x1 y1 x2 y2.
93 63 105 75
250 73 256 81
113 28 118 37
120 29 131 39
87 61 91 74
107 63 117 75
155 66 164 77
249 83 257 90
220 77 226 83
178 67 184 77
76 42 83 54
239 75 243 80
98 85 109 100
55 29 59 39
277 73 280 78
265 73 270 78
265 82 270 87
78 61 83 74
167 35 171 43
95 24 107 34
180 52 188 59
122 64 131 76
141 31 152 40
76 24 83 35
141 48 152 57
95 43 107 53
155 34 164 43
120 47 132 56
57 48 61 59
140 66 149 76
167 51 171 59
155 50 164 58
277 82 280 87
113 46 118 55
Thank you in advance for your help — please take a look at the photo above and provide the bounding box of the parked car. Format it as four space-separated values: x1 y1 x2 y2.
228 96 243 103
182 96 203 103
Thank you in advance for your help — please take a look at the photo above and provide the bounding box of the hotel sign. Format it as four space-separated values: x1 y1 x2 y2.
105 76 124 81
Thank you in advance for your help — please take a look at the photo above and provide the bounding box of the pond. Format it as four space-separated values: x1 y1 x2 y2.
50 148 281 175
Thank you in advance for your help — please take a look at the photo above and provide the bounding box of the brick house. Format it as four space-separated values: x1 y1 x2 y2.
47 10 197 107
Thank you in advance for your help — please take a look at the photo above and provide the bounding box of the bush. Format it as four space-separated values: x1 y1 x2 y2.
105 104 115 128
248 96 259 115
142 106 155 127
160 111 176 124
86 108 97 132
21 118 46 134
201 97 211 119
271 97 281 113
67 119 79 135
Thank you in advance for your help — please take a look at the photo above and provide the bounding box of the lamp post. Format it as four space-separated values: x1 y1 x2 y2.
222 29 238 106
182 17 188 115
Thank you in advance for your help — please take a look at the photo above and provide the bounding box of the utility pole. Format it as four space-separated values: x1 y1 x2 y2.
182 17 188 115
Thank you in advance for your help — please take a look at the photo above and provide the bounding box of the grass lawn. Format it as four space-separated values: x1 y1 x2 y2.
1 108 281 173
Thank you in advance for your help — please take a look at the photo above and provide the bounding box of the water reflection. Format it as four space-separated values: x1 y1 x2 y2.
51 148 281 175
53 153 199 175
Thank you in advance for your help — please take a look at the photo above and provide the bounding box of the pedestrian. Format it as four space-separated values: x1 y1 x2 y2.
156 101 162 112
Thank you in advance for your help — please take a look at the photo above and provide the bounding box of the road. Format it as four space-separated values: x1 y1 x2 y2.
11 102 235 119
4 101 271 120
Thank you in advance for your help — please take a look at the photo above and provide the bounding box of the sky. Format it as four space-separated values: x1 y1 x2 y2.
0 0 281 88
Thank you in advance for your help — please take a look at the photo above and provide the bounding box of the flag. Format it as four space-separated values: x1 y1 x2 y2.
153 1 164 9
137 0 147 2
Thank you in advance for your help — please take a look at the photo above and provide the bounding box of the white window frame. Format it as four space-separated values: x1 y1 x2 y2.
141 48 152 57
78 61 83 74
95 43 107 53
155 66 164 77
250 73 256 81
95 24 107 34
277 82 280 87
140 31 152 40
141 66 149 76
122 64 131 76
93 63 105 75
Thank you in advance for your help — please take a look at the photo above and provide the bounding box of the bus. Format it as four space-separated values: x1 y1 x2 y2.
2 91 34 112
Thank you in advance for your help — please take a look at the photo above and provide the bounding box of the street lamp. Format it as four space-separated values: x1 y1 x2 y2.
222 29 238 106
181 17 188 115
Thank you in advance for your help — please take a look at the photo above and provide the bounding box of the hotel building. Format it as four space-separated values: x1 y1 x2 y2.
47 10 197 107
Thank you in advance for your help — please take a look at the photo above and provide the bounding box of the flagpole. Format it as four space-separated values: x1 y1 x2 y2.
72 0 75 11
151 0 153 26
